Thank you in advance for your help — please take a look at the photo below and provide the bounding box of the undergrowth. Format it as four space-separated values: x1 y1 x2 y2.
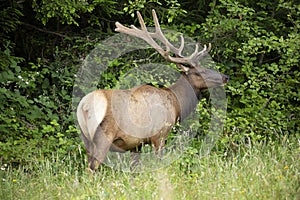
1 138 299 200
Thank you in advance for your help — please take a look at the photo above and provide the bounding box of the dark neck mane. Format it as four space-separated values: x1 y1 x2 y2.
169 74 201 121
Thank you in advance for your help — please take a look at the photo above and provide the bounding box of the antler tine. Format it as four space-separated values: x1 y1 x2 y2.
152 9 161 34
136 11 147 31
150 9 184 57
178 35 185 56
196 43 211 60
115 12 163 51
181 43 200 67
186 43 212 67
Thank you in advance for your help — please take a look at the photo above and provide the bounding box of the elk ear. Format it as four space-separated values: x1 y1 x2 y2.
177 64 190 73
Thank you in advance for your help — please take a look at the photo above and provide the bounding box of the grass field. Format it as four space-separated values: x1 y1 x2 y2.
1 138 299 200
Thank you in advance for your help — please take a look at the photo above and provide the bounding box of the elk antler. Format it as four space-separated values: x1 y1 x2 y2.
115 9 211 68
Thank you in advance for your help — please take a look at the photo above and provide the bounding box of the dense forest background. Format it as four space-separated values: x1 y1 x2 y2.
0 0 299 167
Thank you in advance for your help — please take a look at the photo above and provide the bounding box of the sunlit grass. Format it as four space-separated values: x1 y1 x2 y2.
1 138 299 200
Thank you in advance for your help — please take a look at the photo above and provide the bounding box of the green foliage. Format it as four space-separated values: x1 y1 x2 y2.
124 0 186 23
0 5 23 45
199 0 300 142
0 31 84 166
32 0 119 26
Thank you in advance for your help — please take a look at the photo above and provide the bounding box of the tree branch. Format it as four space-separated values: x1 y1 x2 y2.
22 23 68 38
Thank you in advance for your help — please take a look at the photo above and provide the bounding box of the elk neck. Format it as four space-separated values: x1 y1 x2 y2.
168 73 201 121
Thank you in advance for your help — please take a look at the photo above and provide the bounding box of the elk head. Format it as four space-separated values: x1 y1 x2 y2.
115 10 229 96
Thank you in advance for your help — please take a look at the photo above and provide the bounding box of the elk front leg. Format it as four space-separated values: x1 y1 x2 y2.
151 135 166 159
89 128 114 171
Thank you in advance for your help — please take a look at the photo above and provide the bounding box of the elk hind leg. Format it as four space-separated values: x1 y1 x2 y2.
80 132 94 166
89 127 114 171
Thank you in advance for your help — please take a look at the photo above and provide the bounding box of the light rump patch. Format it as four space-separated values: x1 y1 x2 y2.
77 91 107 140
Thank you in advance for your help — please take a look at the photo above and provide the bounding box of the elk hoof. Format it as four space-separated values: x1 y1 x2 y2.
89 158 100 171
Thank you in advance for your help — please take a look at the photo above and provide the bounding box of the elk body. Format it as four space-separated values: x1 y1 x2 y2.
77 10 229 170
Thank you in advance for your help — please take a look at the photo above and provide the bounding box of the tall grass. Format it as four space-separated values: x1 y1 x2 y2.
1 138 299 200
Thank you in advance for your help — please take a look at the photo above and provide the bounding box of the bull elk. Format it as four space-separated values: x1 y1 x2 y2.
77 10 229 170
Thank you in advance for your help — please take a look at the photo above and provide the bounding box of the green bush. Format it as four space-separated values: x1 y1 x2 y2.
199 0 300 142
